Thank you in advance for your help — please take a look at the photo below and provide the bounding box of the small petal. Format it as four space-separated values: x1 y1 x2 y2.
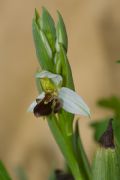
35 70 62 86
28 92 45 112
59 87 90 116
28 101 37 112
36 92 45 100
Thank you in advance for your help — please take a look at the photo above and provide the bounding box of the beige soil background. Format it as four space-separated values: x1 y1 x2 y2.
0 0 120 179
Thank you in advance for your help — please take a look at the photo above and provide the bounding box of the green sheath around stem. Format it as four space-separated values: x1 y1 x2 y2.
92 147 120 180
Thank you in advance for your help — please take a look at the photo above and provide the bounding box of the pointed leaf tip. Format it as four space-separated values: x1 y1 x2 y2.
41 7 56 52
56 11 68 51
34 8 39 21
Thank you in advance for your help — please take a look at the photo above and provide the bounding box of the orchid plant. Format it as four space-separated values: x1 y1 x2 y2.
27 7 120 180
28 8 120 180
1 7 120 180
29 7 91 180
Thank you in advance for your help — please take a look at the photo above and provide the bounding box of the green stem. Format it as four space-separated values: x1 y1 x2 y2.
48 115 83 180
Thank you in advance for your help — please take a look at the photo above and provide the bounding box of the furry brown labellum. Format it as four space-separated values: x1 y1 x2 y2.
33 93 62 117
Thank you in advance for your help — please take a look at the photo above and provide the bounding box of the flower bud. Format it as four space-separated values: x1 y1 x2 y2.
92 119 120 180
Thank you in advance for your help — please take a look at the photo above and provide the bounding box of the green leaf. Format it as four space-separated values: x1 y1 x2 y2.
54 45 75 135
34 9 40 28
32 19 54 72
0 161 11 180
40 7 56 53
56 11 68 52
115 140 120 171
90 119 109 142
34 8 39 20
73 121 91 180
60 45 74 90
48 115 84 180
56 45 74 90
113 115 120 145
54 52 62 74
92 148 120 180
97 96 120 114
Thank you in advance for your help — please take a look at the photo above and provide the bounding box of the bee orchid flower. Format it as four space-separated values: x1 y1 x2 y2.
28 71 90 117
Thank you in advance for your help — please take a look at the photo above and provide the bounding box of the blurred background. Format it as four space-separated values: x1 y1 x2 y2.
0 0 120 179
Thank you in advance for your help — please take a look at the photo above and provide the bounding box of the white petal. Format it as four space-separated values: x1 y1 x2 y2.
28 92 45 112
59 87 90 116
36 92 45 100
27 101 37 112
35 70 62 86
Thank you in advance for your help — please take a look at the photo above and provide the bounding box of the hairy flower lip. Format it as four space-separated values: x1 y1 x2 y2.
34 93 62 117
